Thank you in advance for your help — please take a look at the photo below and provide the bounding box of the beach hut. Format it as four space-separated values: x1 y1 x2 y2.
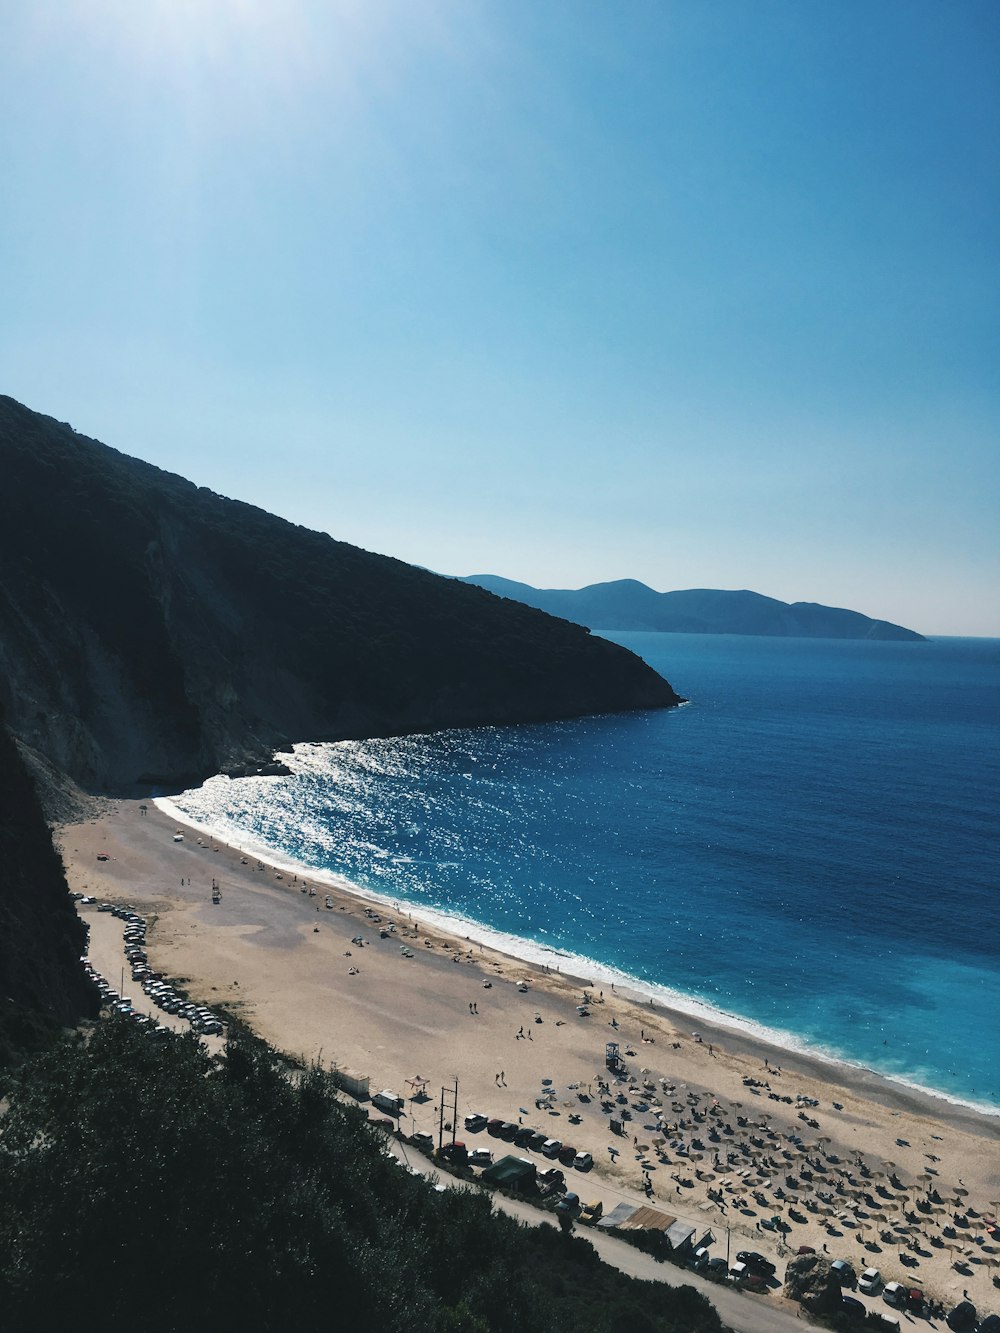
480 1156 536 1193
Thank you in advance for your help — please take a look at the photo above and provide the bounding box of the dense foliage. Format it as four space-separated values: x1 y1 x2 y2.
0 1020 726 1333
0 394 679 794
0 716 97 1067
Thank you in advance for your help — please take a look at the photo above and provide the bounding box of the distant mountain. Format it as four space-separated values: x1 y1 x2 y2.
0 396 682 796
458 576 925 642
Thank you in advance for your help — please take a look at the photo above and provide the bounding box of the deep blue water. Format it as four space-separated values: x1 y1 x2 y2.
166 634 1000 1112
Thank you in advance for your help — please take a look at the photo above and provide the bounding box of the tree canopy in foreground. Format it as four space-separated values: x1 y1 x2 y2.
0 1019 725 1333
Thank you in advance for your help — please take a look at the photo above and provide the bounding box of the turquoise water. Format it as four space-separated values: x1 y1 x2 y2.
167 633 1000 1112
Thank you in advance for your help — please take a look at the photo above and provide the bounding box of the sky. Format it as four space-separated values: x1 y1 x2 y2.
1 1 997 636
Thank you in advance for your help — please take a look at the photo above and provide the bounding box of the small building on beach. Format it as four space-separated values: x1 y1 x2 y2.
480 1155 537 1192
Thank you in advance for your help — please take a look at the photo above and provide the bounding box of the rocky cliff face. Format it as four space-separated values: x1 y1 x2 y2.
0 714 98 1063
0 396 682 795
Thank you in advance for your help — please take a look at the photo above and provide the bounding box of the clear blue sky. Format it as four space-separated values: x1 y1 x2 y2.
2 1 997 635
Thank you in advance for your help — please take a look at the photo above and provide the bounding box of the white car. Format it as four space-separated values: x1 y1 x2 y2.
883 1281 904 1307
469 1148 493 1167
573 1151 593 1170
858 1267 881 1295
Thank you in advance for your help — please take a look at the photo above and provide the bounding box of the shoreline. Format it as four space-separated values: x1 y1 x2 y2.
157 794 1000 1131
59 797 1000 1318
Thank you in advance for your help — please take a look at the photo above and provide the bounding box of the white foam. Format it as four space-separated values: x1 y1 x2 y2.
155 794 999 1121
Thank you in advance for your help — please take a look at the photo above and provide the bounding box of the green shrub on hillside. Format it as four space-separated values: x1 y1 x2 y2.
0 1020 725 1333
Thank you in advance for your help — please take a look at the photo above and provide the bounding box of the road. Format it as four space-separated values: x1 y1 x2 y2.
391 1141 813 1333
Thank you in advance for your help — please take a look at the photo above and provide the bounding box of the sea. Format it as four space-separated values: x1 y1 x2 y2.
161 632 1000 1116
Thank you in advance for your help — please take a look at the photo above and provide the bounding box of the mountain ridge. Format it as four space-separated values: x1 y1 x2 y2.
0 396 682 797
459 575 925 642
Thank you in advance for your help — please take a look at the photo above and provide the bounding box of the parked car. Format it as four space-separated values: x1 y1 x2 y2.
883 1281 904 1306
557 1144 577 1166
464 1113 488 1133
830 1259 856 1287
841 1295 866 1319
499 1122 518 1141
469 1147 493 1167
487 1118 504 1137
541 1139 562 1158
527 1131 548 1152
411 1132 435 1154
554 1192 579 1215
439 1141 467 1164
513 1126 535 1147
736 1251 776 1276
945 1301 977 1331
573 1151 593 1171
858 1267 882 1295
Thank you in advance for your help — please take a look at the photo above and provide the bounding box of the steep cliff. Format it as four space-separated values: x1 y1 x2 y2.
0 396 682 794
0 713 98 1064
461 576 925 641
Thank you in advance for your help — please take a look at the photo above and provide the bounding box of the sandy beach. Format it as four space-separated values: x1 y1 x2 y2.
59 799 1000 1319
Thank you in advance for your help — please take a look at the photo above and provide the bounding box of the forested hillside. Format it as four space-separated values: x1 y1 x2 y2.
0 396 680 796
0 714 97 1066
0 1019 727 1333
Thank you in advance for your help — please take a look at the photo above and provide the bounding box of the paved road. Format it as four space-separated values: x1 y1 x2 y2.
391 1141 813 1333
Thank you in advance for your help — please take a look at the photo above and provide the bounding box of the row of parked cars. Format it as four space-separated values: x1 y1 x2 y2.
825 1259 934 1315
117 905 224 1034
463 1114 594 1171
687 1248 778 1292
76 898 225 1038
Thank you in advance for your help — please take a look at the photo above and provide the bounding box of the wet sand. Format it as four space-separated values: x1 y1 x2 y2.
60 799 1000 1317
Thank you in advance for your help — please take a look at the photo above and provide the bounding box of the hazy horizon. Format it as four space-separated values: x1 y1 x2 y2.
2 2 997 636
